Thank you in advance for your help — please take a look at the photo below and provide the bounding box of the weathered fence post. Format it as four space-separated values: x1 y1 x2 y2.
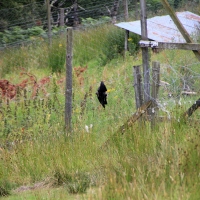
140 0 150 104
65 27 73 134
46 0 51 45
133 65 143 109
60 8 65 27
124 0 129 21
134 0 139 20
151 61 160 129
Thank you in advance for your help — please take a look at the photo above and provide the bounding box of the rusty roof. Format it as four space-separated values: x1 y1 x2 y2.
115 11 200 43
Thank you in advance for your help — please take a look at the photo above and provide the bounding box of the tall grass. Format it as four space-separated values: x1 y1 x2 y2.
0 24 200 199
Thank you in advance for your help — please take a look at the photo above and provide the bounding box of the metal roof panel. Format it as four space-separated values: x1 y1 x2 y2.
115 11 200 43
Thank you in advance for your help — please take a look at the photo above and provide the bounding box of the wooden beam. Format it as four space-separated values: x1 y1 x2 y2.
160 0 200 61
140 0 150 103
157 42 200 50
139 40 200 50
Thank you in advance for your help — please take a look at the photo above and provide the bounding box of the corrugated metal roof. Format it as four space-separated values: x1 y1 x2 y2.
115 11 200 43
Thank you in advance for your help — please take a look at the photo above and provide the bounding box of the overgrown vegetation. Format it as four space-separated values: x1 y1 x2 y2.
0 23 200 200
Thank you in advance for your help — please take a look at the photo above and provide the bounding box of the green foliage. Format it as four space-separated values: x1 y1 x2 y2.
0 26 46 48
102 28 140 62
146 0 163 13
81 16 111 27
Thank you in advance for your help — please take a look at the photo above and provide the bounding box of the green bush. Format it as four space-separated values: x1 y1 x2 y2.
103 27 140 62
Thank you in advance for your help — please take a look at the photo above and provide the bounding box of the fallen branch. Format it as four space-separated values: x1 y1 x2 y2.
119 100 152 134
100 100 152 150
184 98 200 117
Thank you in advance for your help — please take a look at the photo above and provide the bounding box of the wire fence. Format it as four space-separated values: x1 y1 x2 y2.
1 0 200 49
148 60 200 119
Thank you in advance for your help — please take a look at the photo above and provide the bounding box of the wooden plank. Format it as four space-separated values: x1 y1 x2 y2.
160 0 200 61
139 40 200 50
157 42 200 50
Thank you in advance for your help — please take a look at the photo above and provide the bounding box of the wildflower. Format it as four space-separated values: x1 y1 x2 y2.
59 44 62 47
85 124 93 133
107 88 115 93
128 38 133 42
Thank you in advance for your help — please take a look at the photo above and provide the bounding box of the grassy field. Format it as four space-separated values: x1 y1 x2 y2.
0 24 200 200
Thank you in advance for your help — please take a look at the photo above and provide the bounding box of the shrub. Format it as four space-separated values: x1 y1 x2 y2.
103 27 140 62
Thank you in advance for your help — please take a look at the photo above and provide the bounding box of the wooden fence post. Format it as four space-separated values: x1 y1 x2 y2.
46 0 51 45
60 8 65 27
133 65 143 109
124 0 129 21
125 30 129 53
134 0 139 20
140 0 150 104
65 27 73 134
151 61 160 129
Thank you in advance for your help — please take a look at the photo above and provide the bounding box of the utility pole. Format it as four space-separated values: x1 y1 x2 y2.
140 0 150 103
